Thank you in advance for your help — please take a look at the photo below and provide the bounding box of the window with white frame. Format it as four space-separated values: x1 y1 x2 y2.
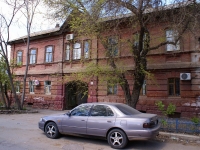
166 29 180 51
45 46 53 62
133 33 148 50
107 36 118 56
29 81 34 93
30 49 37 64
17 51 22 64
107 81 117 95
16 81 20 93
84 40 90 59
73 42 81 60
140 80 146 95
44 81 51 94
65 44 70 61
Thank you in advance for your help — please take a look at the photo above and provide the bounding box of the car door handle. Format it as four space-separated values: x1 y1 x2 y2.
107 121 112 123
81 120 85 121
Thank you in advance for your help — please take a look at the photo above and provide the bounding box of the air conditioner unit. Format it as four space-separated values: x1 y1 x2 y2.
180 73 191 80
66 34 73 40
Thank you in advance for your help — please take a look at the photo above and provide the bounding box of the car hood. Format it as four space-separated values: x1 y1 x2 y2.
42 114 66 120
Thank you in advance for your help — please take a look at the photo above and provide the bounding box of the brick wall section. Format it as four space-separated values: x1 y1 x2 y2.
9 21 200 118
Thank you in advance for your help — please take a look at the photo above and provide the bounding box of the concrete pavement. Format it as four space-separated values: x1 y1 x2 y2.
0 108 199 150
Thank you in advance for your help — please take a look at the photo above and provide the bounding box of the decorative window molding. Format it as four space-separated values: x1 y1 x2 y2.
73 42 81 60
45 46 54 63
29 48 37 64
84 40 91 59
16 51 23 64
166 29 180 51
107 36 118 57
65 43 70 61
16 81 20 93
29 80 34 94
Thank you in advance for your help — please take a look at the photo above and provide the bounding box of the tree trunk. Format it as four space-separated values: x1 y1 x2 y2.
0 82 8 109
4 84 11 109
5 58 22 110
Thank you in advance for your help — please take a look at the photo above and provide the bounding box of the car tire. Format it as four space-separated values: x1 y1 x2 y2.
45 122 60 139
107 129 128 149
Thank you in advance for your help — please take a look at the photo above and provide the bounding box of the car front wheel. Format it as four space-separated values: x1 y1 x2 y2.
45 122 60 139
107 129 128 149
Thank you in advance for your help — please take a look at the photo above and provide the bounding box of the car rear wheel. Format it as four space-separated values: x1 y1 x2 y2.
107 129 128 149
45 122 60 139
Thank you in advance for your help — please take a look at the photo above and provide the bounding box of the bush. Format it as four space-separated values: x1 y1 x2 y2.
156 101 176 116
191 117 200 124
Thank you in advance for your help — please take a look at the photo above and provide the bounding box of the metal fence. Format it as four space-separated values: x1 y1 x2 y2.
159 118 200 134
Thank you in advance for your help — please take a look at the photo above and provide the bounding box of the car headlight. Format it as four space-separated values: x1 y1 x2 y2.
40 118 43 121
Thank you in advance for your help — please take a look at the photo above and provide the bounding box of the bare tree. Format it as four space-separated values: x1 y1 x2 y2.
0 0 24 109
44 0 200 108
20 0 40 108
0 0 41 109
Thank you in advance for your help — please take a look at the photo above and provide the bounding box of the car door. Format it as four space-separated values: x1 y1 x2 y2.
61 104 92 135
87 105 116 137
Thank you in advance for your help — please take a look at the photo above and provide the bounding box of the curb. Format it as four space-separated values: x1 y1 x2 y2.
159 131 200 141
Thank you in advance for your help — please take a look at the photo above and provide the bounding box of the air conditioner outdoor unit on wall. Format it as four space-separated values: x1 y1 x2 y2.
180 73 191 80
66 34 73 40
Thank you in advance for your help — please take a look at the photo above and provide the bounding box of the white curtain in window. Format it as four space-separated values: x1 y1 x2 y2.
166 30 180 51
73 43 81 59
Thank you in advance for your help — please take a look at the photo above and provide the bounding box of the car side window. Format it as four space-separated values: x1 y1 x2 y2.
90 105 114 117
70 105 91 116
107 107 114 116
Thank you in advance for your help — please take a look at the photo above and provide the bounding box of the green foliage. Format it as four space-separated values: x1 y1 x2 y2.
64 62 127 86
0 101 4 107
156 101 176 116
166 103 176 115
191 117 200 124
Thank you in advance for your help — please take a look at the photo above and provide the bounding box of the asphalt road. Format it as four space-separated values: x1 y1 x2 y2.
0 109 199 150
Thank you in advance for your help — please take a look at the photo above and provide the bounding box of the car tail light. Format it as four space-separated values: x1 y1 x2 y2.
143 120 158 128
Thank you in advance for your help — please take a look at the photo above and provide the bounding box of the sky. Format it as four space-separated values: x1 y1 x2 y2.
0 0 56 41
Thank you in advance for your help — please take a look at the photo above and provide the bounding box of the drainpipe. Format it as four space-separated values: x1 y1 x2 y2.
96 36 99 102
61 34 65 110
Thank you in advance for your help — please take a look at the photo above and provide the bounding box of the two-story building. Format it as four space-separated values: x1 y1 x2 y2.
9 12 200 118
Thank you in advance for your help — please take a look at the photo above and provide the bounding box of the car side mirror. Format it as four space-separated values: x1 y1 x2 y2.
66 111 71 117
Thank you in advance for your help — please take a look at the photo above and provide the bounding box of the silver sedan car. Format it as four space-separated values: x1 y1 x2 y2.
38 102 160 149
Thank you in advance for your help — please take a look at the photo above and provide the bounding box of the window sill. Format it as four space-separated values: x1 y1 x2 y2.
45 93 51 95
30 92 35 94
29 64 36 67
44 62 53 66
168 96 181 98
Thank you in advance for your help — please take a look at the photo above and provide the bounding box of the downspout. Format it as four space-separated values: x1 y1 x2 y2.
96 37 99 102
61 33 65 110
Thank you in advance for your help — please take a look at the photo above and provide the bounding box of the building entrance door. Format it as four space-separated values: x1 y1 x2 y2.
65 81 88 110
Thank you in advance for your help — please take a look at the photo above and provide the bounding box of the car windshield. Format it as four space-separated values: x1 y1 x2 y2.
115 104 141 115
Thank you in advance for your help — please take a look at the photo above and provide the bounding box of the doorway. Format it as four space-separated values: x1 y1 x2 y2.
65 80 88 110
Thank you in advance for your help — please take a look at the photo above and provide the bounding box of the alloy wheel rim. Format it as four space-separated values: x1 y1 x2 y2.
110 132 123 146
47 125 56 137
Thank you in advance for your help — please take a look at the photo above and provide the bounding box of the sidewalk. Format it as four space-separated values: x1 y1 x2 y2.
158 131 200 145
